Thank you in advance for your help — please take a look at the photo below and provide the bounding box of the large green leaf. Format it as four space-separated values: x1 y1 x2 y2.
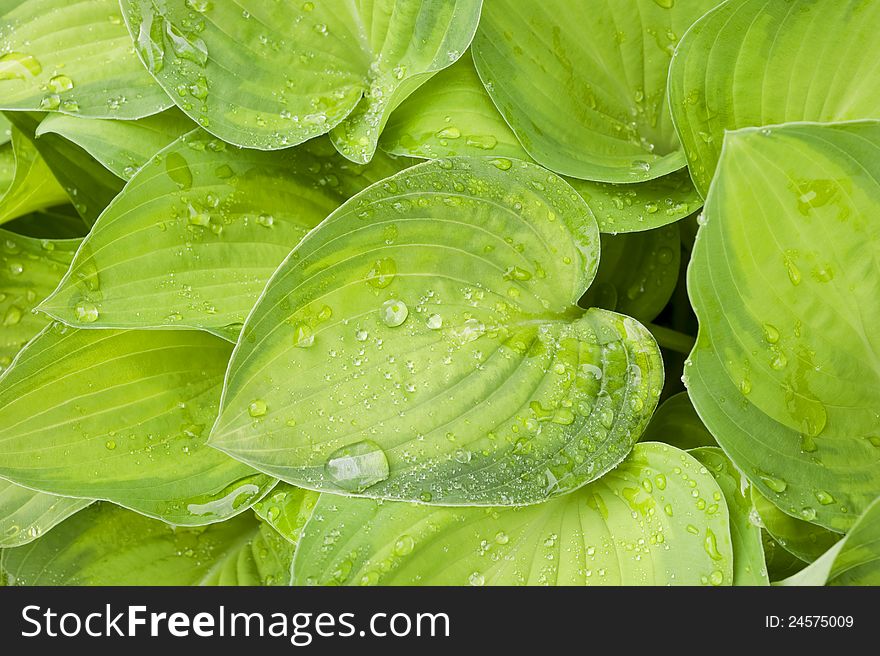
686 121 880 533
292 443 732 585
6 111 124 224
39 130 408 338
120 0 481 163
37 108 194 180
669 0 880 196
0 127 68 225
0 326 274 524
0 480 91 548
2 503 293 585
471 0 718 183
211 157 663 505
0 0 172 118
642 392 715 450
380 56 702 233
778 497 880 586
578 224 679 323
752 488 840 563
0 228 79 373
691 447 767 586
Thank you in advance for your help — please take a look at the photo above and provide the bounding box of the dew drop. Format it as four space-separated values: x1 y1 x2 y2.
380 299 408 327
325 440 390 492
248 399 268 417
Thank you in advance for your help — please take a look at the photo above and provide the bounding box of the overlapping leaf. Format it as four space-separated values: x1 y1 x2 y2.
0 480 91 548
751 489 839 563
292 443 732 585
686 121 880 532
120 0 481 163
642 391 715 450
0 126 67 224
211 158 663 505
2 503 294 585
0 326 274 525
380 57 702 233
472 0 719 183
669 0 880 196
0 0 171 118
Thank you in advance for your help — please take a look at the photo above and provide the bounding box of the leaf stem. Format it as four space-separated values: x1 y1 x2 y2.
646 323 696 355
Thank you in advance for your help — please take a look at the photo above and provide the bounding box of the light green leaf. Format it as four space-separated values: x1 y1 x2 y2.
6 111 124 224
253 483 320 546
0 127 68 225
471 0 718 183
0 112 10 145
39 130 409 338
0 0 172 118
779 497 880 586
0 480 91 548
380 56 702 233
669 0 880 196
578 224 679 323
2 503 294 585
642 392 715 450
0 228 79 374
0 326 274 525
120 0 481 163
292 443 732 585
37 108 194 180
686 121 880 532
211 157 663 505
752 488 840 563
691 447 768 586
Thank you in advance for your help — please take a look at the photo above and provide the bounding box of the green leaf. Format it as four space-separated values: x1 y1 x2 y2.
690 447 768 586
752 488 840 563
292 443 732 585
578 224 680 323
37 108 194 180
669 0 880 196
686 121 880 532
778 497 880 586
642 392 715 450
0 127 68 225
5 111 124 224
380 56 702 233
471 0 718 183
0 0 172 118
211 157 663 505
0 479 91 548
2 502 294 585
4 205 88 239
0 326 274 525
0 228 79 374
39 130 409 337
120 0 481 163
252 483 320 546
762 529 808 582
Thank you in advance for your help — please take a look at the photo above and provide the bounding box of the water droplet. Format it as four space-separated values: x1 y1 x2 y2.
762 323 780 344
453 448 471 464
491 158 512 170
47 74 74 93
292 323 315 347
799 507 817 521
40 94 61 110
703 529 723 560
105 440 116 450
165 21 209 65
494 531 509 545
426 314 443 330
248 399 268 417
3 305 22 326
367 258 397 288
74 300 99 323
0 52 42 80
814 490 835 505
757 472 787 493
380 299 408 327
394 534 415 556
708 569 724 586
468 572 485 586
325 440 390 492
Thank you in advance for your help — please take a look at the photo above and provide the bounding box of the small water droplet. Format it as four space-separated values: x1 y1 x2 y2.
248 399 268 417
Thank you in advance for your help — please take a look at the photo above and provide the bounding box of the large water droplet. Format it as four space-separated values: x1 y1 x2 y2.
325 440 390 492
380 299 408 327
0 52 42 80
74 300 99 323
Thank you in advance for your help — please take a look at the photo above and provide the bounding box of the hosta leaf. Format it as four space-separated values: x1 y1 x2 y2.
380 56 702 233
292 443 732 585
0 326 274 525
120 0 481 163
0 127 68 225
471 0 718 183
779 497 880 586
2 503 294 585
752 488 839 563
39 130 408 338
37 108 193 180
252 483 320 546
642 392 715 450
578 224 679 323
686 121 880 532
4 205 88 239
211 157 663 505
763 530 807 582
691 447 768 586
669 0 880 196
0 480 91 548
5 111 124 224
0 0 172 118
0 228 79 374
